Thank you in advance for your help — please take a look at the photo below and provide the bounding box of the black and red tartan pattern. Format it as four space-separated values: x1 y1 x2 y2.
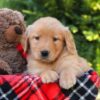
0 69 99 100
62 70 99 100
0 74 65 100
0 43 96 100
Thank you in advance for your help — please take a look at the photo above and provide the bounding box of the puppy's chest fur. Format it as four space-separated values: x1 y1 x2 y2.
27 50 68 75
0 48 27 73
27 58 57 75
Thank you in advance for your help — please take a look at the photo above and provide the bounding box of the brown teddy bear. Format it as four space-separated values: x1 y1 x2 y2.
0 8 27 74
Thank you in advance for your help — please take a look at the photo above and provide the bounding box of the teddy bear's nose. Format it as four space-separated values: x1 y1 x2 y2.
14 26 22 35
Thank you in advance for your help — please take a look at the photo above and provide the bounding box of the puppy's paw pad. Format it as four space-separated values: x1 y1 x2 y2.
41 70 58 83
59 72 76 89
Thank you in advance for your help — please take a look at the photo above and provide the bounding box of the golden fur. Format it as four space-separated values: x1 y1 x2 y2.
22 17 91 89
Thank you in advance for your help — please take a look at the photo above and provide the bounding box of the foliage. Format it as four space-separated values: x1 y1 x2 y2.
0 0 100 74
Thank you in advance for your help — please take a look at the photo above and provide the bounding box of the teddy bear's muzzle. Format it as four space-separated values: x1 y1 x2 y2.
4 25 23 43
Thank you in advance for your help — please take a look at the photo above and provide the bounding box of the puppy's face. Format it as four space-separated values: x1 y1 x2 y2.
23 17 77 63
28 25 64 63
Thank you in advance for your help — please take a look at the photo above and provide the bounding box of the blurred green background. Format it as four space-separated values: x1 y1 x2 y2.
0 0 100 74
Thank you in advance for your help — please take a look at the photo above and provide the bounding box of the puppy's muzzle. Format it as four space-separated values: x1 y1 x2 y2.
41 50 49 58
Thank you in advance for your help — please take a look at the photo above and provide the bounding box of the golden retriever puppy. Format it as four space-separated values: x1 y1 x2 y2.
22 17 91 89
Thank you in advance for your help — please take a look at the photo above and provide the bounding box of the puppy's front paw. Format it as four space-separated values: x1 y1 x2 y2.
59 70 76 89
40 70 58 83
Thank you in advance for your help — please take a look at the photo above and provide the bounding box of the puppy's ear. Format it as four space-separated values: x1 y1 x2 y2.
21 25 33 53
21 34 29 53
64 27 77 55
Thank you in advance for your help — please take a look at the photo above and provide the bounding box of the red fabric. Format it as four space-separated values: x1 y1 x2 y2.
90 71 100 88
0 74 65 100
16 43 27 58
0 70 99 100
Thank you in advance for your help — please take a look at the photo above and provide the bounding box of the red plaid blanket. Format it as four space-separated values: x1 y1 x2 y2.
0 70 99 100
0 43 98 100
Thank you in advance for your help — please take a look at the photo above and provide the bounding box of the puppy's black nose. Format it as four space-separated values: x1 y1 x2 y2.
41 50 49 58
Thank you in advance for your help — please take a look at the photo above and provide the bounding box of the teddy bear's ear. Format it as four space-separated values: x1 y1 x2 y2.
14 10 24 22
63 27 77 55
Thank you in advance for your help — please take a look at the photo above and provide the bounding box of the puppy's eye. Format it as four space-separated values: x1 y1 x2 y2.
53 37 59 42
34 36 40 40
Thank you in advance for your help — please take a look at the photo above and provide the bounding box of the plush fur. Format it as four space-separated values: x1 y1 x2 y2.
23 17 91 89
0 8 27 74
